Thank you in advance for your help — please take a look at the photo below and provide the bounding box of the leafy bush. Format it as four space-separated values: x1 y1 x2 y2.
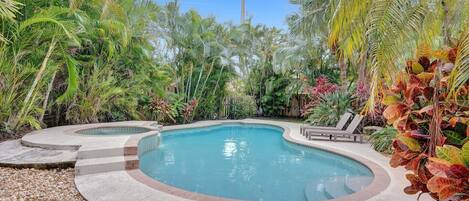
260 75 290 116
149 97 177 123
304 91 351 126
301 75 338 116
228 95 257 119
369 127 397 154
182 99 198 123
383 47 469 200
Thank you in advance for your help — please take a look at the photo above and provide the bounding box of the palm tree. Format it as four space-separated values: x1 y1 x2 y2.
0 0 22 43
326 0 469 110
8 6 80 130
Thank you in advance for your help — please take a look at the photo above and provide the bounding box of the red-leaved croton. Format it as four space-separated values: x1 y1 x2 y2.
382 46 469 200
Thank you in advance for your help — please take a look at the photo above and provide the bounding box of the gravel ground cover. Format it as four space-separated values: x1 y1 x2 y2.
0 167 84 201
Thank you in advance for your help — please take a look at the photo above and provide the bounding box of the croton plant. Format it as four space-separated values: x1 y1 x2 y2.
382 47 469 200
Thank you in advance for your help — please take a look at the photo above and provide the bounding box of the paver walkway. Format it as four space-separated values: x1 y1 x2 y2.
0 140 76 168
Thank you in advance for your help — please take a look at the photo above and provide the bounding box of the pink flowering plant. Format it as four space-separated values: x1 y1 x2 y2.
301 75 338 116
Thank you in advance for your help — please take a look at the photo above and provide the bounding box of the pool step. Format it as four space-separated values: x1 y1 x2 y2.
304 180 332 201
323 177 350 199
75 156 137 176
77 147 124 159
315 176 373 200
344 176 373 192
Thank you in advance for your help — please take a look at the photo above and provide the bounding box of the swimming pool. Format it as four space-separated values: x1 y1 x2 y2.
139 123 373 201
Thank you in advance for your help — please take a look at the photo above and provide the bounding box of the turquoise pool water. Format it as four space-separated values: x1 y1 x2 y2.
139 124 373 201
77 126 150 136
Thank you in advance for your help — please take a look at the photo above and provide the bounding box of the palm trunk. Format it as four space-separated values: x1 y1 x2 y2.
357 51 368 99
196 59 215 101
39 69 57 123
186 62 193 102
192 62 205 100
211 65 226 97
23 38 57 110
441 0 452 46
12 38 57 130
338 55 347 90
358 51 367 83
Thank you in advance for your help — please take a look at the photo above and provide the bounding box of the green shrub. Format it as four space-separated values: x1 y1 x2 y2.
228 95 257 119
260 75 290 116
305 92 351 126
369 126 397 154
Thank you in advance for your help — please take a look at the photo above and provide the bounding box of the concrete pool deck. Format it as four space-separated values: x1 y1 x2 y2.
10 119 431 201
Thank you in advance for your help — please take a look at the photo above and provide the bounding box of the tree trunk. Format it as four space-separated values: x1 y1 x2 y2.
338 55 347 90
357 51 368 98
39 69 57 124
358 51 367 84
441 0 452 46
12 38 57 130
23 38 57 111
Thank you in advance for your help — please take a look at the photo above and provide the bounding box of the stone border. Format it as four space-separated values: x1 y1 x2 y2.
123 121 391 201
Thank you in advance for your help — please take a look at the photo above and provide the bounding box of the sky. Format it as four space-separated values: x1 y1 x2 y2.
153 0 299 29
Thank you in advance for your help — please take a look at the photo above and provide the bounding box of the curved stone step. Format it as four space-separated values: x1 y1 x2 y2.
75 155 138 176
304 180 333 201
344 176 373 193
0 140 77 168
323 177 349 199
77 147 125 159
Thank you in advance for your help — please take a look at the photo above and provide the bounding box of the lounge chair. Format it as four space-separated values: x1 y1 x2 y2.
305 114 364 143
300 112 352 136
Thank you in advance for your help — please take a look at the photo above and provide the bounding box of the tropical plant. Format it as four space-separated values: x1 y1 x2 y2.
227 95 256 119
152 3 236 121
182 99 198 123
0 0 174 132
304 91 352 126
383 46 469 200
149 97 176 124
369 126 397 154
326 0 469 111
260 75 291 116
301 75 338 116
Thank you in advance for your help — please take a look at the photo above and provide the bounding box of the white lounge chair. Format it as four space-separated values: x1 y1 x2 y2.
306 114 364 143
300 112 352 136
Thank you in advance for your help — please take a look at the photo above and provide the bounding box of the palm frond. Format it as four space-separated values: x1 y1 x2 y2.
0 0 22 20
19 7 80 45
0 0 22 43
448 30 469 97
57 56 79 103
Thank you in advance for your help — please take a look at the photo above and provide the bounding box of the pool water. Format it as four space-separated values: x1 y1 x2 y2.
77 126 150 136
139 124 373 201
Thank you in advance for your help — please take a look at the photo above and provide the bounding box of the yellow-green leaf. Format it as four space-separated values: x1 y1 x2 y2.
416 72 434 82
463 142 469 167
436 145 464 165
382 95 400 106
397 134 421 152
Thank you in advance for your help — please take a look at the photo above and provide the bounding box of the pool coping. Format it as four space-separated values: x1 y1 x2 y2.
123 120 391 201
